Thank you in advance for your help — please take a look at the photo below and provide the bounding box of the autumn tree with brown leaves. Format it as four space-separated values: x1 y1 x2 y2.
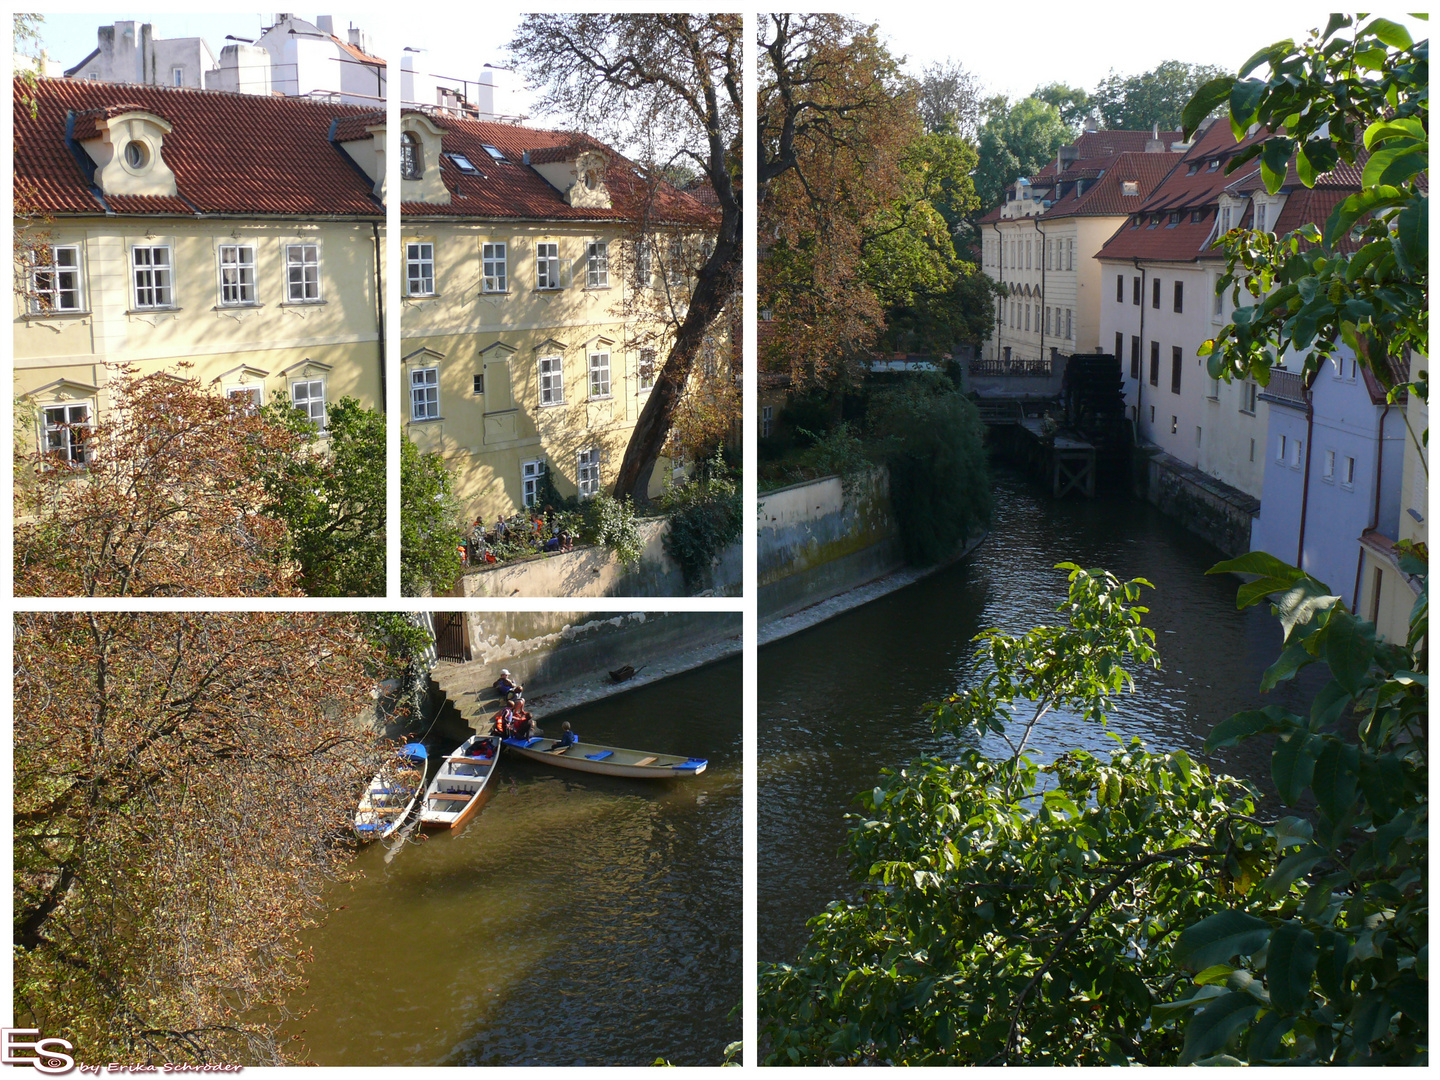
13 613 388 1066
758 14 921 386
14 368 305 597
509 14 741 501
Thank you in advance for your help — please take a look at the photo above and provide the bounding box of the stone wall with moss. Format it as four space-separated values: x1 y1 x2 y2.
757 467 904 622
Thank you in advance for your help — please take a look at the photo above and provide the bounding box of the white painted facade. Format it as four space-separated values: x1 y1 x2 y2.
65 21 217 89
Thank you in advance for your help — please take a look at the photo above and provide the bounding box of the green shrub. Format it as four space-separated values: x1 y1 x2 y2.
580 493 644 565
661 466 742 592
868 380 992 565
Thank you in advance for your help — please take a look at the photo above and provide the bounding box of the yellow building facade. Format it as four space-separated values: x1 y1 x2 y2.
13 79 386 457
399 110 717 517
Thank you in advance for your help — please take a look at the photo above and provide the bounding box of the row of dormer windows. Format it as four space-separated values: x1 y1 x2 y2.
402 236 697 298
24 241 328 315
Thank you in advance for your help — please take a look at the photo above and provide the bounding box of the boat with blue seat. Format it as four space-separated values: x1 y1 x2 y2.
419 734 502 830
502 735 706 779
354 742 428 840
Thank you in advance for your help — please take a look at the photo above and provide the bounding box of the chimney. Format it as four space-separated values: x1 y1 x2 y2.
1058 144 1078 171
139 22 154 84
316 15 334 35
1145 122 1165 153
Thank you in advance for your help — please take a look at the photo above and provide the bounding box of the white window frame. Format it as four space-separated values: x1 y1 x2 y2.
482 242 507 293
225 386 263 414
667 236 685 286
537 241 561 290
1277 434 1288 464
1323 448 1336 482
410 366 440 421
577 448 601 499
1065 309 1073 340
586 241 609 288
28 244 84 314
634 239 652 285
217 243 257 306
538 355 564 406
1290 438 1303 470
638 348 656 393
406 242 435 297
131 244 174 309
291 377 327 431
588 350 611 399
521 459 547 508
284 243 321 303
473 373 485 395
1342 455 1356 489
1240 381 1258 414
41 402 92 465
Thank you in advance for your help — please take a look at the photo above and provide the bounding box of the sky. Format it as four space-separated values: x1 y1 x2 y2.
857 7 1430 102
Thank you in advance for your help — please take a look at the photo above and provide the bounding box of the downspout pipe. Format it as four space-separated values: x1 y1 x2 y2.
991 218 1005 362
1035 217 1047 368
1353 399 1393 611
1132 257 1147 435
1295 382 1316 569
372 222 386 412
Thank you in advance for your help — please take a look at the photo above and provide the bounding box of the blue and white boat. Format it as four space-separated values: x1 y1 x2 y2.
354 742 428 840
502 735 706 779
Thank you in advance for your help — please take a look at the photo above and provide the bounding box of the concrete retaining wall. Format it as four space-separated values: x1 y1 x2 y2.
452 518 741 598
1135 446 1260 557
757 468 905 622
429 611 743 736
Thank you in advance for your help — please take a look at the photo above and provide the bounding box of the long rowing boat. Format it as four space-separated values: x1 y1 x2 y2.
418 734 501 830
502 735 706 779
354 742 428 841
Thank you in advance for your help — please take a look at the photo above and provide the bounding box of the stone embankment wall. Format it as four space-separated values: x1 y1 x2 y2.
429 611 742 736
1134 445 1260 557
451 518 742 598
757 467 904 622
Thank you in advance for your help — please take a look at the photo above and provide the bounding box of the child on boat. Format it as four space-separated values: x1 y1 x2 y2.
549 721 578 752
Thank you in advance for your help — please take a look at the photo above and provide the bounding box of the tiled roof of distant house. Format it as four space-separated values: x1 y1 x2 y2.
1031 128 1185 180
1043 150 1180 219
14 77 383 217
400 110 717 225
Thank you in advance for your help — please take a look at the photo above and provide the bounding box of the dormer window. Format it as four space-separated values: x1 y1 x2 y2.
1187 162 1201 175
401 132 422 180
1121 180 1139 196
1207 159 1220 172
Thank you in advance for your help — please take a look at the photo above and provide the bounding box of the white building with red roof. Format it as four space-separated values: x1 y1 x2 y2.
978 128 1184 371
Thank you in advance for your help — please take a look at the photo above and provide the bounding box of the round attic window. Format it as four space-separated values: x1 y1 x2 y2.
583 168 598 190
123 141 150 170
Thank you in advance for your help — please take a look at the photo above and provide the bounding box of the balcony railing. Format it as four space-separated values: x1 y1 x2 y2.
1261 369 1308 406
970 356 1053 377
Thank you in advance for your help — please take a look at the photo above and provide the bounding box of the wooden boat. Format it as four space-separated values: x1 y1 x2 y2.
354 742 428 841
418 734 502 830
501 735 707 779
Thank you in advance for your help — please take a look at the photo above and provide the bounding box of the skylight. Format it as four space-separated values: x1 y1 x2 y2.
481 144 507 161
448 153 479 174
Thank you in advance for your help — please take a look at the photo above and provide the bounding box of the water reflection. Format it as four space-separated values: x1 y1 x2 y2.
760 466 1321 963
290 657 741 1066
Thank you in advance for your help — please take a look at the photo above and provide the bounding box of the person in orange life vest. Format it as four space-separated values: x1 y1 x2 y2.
490 701 513 739
510 697 535 740
550 721 578 752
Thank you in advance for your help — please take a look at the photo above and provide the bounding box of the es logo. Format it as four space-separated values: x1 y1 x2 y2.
2 1030 75 1075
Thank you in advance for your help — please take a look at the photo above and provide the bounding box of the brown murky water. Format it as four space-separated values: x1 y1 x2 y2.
289 658 740 1066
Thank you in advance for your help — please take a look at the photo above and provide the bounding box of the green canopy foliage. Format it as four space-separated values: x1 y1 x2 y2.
1091 60 1232 132
400 436 464 597
1189 14 1427 418
972 96 1072 214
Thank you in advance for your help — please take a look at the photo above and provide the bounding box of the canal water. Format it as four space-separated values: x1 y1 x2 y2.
759 464 1324 964
289 657 741 1067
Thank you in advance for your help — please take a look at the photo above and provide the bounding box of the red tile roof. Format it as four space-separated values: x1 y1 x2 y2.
400 111 717 225
14 77 383 217
1043 150 1181 219
332 111 384 143
1032 129 1185 180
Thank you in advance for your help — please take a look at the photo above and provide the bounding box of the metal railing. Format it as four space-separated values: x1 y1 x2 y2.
1261 369 1308 406
970 356 1053 377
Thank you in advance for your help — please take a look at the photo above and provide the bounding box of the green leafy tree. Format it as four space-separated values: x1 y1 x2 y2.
1184 15 1427 423
1034 81 1091 133
259 396 384 597
1091 60 1231 132
867 379 992 565
659 459 742 592
973 96 1072 213
760 555 1428 1065
400 437 464 597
